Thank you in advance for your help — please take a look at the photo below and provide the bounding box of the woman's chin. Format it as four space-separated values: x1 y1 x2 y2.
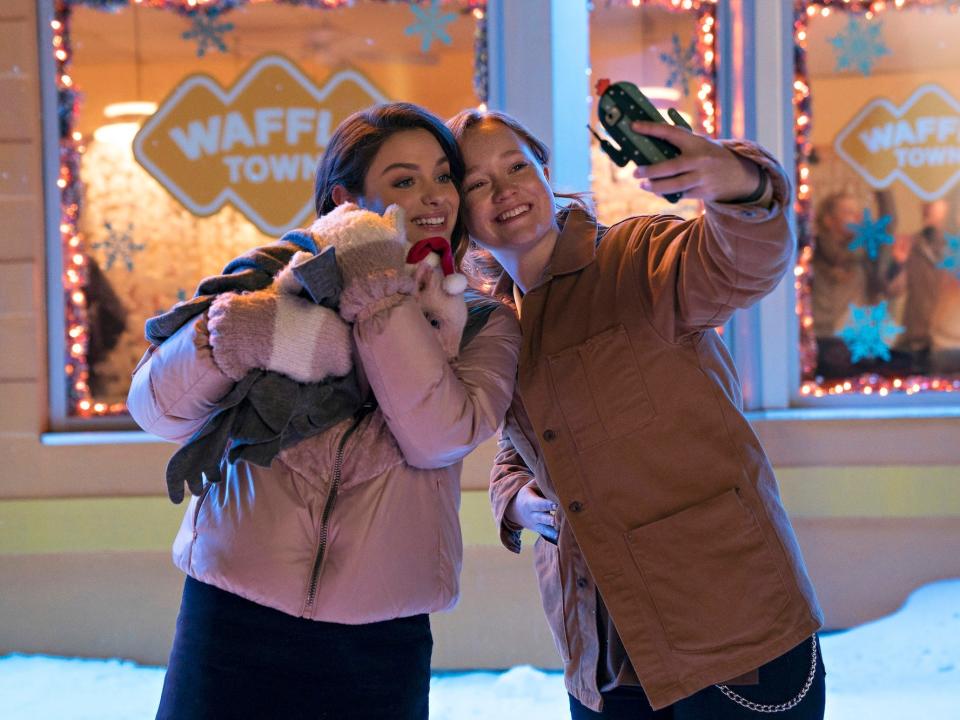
408 226 451 243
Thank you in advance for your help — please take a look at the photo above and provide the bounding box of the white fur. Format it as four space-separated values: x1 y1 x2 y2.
443 273 468 295
275 250 314 294
309 203 407 252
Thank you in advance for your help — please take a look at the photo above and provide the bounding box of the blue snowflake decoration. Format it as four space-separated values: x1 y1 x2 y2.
182 10 234 57
658 34 706 98
828 16 891 76
847 209 893 260
936 233 960 279
92 221 145 272
405 0 457 53
839 301 904 363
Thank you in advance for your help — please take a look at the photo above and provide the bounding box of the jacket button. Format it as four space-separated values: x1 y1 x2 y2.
568 500 583 513
542 428 557 442
576 577 588 589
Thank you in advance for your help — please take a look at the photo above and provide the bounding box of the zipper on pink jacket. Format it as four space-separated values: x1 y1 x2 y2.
304 401 375 611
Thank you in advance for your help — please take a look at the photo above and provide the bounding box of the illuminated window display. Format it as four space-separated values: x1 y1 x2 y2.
51 0 486 418
794 0 960 398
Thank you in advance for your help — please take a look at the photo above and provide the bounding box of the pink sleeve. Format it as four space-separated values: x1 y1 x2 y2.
354 300 521 469
126 314 235 443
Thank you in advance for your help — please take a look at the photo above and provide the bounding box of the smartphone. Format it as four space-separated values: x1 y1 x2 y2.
591 80 691 203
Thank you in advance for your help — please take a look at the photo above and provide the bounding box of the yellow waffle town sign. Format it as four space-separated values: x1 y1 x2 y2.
134 55 387 236
835 84 960 201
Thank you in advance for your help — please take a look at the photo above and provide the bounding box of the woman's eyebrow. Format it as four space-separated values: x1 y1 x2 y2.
465 150 525 176
380 162 421 175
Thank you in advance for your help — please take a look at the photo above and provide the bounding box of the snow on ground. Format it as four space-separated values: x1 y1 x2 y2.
1 578 958 719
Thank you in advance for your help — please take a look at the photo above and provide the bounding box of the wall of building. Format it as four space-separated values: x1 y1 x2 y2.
2 0 960 670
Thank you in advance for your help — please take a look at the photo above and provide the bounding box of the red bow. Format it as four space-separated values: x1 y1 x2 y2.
406 236 456 278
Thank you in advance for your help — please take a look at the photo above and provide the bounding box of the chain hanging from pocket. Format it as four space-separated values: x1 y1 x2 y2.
714 634 818 714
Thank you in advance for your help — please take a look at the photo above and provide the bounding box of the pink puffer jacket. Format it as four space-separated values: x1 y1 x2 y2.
128 295 520 623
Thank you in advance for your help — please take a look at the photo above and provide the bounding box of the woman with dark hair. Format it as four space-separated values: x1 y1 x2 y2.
448 108 825 719
128 102 520 719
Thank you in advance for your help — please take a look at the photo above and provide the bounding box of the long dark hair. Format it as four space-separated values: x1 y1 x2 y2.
314 102 467 254
446 108 596 294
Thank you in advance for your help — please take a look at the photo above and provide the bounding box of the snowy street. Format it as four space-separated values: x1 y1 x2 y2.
2 579 958 719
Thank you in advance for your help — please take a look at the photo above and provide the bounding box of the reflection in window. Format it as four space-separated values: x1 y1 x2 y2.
52 0 484 419
588 1 717 226
795 1 960 398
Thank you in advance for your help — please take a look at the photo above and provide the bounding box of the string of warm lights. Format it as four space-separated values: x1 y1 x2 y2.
52 4 111 416
794 0 960 398
469 1 488 109
696 4 717 136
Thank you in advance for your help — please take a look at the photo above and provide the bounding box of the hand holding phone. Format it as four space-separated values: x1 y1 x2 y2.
589 80 692 203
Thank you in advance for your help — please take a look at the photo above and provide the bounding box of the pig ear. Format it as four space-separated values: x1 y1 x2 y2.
413 262 435 293
383 204 405 232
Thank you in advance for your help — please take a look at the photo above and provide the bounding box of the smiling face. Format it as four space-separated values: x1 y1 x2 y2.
458 120 559 256
355 128 460 244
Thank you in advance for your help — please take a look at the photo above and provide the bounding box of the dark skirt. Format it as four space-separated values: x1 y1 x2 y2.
156 576 432 720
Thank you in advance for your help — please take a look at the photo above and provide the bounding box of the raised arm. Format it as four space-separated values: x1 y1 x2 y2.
355 301 520 469
625 124 794 339
309 203 521 469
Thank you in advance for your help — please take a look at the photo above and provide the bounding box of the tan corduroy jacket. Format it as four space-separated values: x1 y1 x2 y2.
489 142 823 712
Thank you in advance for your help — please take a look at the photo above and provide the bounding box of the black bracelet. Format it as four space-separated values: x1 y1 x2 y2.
728 165 768 205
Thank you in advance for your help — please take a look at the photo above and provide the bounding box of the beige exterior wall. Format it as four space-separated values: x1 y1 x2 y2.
2 0 959 670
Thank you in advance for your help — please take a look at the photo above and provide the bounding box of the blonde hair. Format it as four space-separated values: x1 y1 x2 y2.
446 108 596 295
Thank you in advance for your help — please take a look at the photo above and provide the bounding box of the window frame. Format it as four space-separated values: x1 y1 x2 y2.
39 0 489 432
727 0 960 466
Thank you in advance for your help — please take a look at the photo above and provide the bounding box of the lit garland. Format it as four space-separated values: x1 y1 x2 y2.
54 0 487 417
470 1 488 110
793 0 960 398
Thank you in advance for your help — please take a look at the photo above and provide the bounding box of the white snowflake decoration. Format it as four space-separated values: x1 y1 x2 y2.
936 233 960 279
405 0 457 53
92 221 145 272
182 11 234 57
847 209 893 260
658 34 705 98
839 301 904 362
829 16 891 76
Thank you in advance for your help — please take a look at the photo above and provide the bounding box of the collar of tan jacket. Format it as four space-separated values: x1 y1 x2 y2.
495 207 600 307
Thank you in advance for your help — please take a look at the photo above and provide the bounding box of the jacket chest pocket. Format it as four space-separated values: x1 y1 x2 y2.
546 325 656 451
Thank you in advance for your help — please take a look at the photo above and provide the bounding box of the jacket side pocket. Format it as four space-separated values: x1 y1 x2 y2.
182 483 211 574
626 488 788 653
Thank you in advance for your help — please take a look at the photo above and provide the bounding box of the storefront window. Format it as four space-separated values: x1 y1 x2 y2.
588 0 717 226
794 0 960 399
49 0 485 422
